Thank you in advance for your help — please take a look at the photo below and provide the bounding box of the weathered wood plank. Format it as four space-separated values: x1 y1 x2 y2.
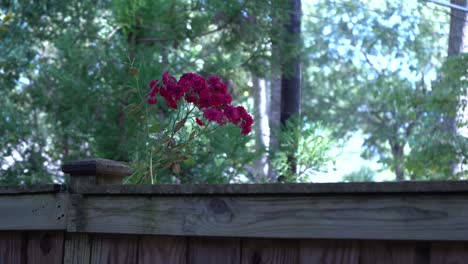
27 231 64 264
138 235 187 264
0 232 26 264
74 181 468 195
0 194 67 230
89 234 138 264
241 238 298 264
359 241 428 264
63 233 91 264
67 195 84 232
69 194 468 240
430 242 468 264
189 237 240 264
299 240 359 264
0 184 63 194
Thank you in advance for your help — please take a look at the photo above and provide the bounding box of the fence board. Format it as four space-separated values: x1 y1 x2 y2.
0 194 67 230
430 242 468 264
89 234 138 264
299 240 359 264
241 238 299 264
70 194 468 241
138 235 187 264
75 181 468 195
188 237 240 264
63 233 91 264
0 184 62 194
27 231 64 264
0 231 26 264
358 241 427 264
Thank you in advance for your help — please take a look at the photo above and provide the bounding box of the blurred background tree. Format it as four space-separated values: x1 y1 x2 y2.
0 0 466 184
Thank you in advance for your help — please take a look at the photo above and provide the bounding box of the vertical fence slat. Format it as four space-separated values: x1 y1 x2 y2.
299 240 359 264
63 233 91 264
430 242 468 264
0 231 26 264
89 234 138 264
241 238 299 264
359 241 425 264
189 237 240 264
27 231 64 264
138 235 187 264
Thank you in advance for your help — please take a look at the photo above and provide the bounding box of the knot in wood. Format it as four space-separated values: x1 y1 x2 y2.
209 198 229 214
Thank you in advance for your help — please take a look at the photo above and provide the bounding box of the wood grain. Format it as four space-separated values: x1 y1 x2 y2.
63 233 91 264
299 240 359 264
27 231 64 264
138 235 187 264
430 242 468 264
62 159 132 178
358 241 427 264
241 238 299 264
74 181 468 195
89 234 138 264
188 237 240 264
69 194 468 240
0 184 62 194
0 194 67 230
0 231 26 264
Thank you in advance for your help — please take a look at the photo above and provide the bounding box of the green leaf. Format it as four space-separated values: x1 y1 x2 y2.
184 157 196 166
3 11 13 24
189 131 196 140
148 123 162 133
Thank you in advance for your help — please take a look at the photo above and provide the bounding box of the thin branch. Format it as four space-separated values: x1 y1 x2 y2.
361 50 384 75
106 26 121 40
136 37 167 43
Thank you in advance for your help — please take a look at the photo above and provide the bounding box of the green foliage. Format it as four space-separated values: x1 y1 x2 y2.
342 166 376 182
126 107 260 184
181 125 260 183
406 55 468 179
271 117 335 182
0 10 12 39
301 0 462 180
0 0 465 184
0 0 278 184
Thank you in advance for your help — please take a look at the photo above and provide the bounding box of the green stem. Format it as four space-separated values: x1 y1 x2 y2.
132 64 156 184
174 124 221 149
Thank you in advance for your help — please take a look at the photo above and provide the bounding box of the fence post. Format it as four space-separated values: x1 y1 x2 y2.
61 158 132 264
62 158 132 192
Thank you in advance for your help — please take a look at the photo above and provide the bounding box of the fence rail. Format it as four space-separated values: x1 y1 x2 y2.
1 158 468 263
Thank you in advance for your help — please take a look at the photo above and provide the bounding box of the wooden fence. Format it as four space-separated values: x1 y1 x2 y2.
1 158 468 263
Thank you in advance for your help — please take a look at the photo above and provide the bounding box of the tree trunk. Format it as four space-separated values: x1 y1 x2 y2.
280 0 302 125
267 0 283 181
445 0 468 175
280 0 302 175
253 75 266 148
251 75 268 181
444 0 467 132
448 0 468 57
390 140 405 181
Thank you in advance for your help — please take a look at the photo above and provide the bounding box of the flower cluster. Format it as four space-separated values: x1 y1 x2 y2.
147 72 254 135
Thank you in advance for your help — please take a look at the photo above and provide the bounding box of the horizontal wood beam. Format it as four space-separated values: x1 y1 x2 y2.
73 181 468 195
67 193 468 241
0 184 63 194
0 194 67 230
